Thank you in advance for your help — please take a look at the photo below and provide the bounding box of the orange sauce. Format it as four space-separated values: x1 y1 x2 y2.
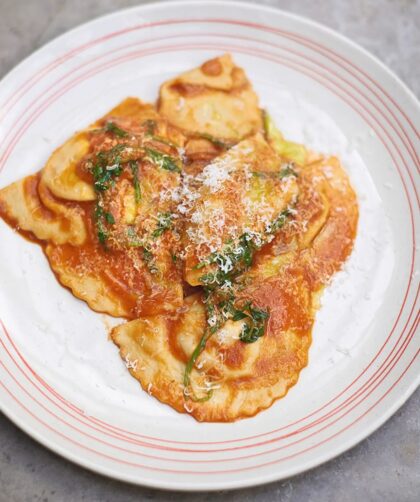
1 168 181 319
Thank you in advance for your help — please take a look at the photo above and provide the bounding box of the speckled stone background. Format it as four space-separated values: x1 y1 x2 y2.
0 1 419 501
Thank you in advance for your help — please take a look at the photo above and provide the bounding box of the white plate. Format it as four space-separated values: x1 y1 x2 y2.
0 0 418 491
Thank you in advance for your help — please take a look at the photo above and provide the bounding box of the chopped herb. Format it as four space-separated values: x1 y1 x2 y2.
183 289 222 401
152 212 173 239
197 132 229 149
130 161 141 203
126 226 143 247
171 253 178 263
104 121 128 137
145 147 181 173
143 119 178 147
251 171 267 178
142 248 153 261
279 165 298 179
196 209 292 289
183 291 269 400
94 203 111 246
232 310 248 321
268 208 291 234
143 119 156 135
89 144 125 192
97 228 108 245
104 212 115 224
125 229 158 273
183 329 214 402
237 302 269 343
149 135 178 148
240 323 263 343
183 207 294 398
89 145 127 245
94 203 103 220
142 247 158 274
196 232 260 289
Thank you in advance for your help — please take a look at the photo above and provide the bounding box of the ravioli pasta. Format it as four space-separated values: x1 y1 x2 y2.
0 54 358 422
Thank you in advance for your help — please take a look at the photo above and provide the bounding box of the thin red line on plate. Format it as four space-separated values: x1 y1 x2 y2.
1 290 418 461
1 330 418 474
0 32 417 170
0 42 416 448
0 17 417 149
0 42 417 216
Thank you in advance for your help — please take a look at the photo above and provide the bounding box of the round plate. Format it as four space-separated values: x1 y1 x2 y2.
0 0 418 491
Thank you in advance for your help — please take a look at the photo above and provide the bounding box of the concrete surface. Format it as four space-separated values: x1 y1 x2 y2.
0 0 419 500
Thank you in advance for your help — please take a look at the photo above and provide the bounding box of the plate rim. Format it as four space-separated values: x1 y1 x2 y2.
0 0 418 492
1 0 419 110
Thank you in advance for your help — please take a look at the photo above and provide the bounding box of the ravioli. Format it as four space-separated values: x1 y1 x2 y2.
254 155 359 292
41 98 159 202
181 134 299 286
158 54 262 142
112 263 314 421
41 132 95 202
0 174 87 246
0 98 186 318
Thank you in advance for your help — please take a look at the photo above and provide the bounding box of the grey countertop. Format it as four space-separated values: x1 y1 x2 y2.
0 1 419 501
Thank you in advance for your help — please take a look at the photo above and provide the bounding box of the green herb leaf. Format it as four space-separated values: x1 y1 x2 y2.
130 161 141 203
142 247 158 274
232 310 248 321
145 148 181 173
152 212 173 239
199 272 218 286
104 212 115 224
238 303 269 344
97 229 108 245
90 144 125 192
93 203 115 246
251 171 267 178
90 145 128 245
149 135 178 148
183 330 213 402
104 121 128 137
269 208 291 234
279 165 298 179
183 292 269 401
240 323 264 343
143 119 156 136
197 132 229 149
94 203 108 246
124 226 143 247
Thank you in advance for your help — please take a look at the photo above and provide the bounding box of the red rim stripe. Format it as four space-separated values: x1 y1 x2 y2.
1 290 418 462
0 40 416 448
1 325 418 474
0 22 418 452
0 31 418 174
0 17 417 146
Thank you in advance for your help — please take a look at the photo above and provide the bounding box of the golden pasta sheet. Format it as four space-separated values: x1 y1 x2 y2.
180 134 299 285
158 54 262 142
112 263 313 422
0 98 187 318
0 174 87 246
